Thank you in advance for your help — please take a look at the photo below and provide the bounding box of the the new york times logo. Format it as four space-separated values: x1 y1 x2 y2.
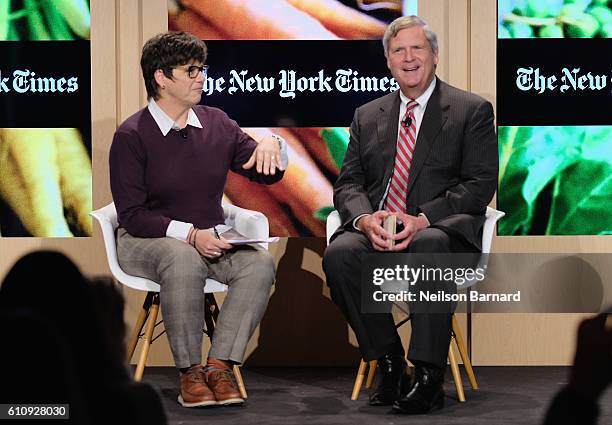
515 67 609 94
0 69 79 94
204 68 399 99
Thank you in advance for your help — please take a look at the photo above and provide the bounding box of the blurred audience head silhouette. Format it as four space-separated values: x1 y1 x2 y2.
0 251 167 425
544 311 612 425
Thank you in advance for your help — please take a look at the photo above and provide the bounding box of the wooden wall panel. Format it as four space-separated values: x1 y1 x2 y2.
116 0 141 123
420 0 448 81
448 0 469 90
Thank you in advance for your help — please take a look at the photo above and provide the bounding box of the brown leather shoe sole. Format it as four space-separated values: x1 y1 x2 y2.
177 394 218 407
216 396 244 406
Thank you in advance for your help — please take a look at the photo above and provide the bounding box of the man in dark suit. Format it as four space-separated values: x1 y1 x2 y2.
323 16 498 414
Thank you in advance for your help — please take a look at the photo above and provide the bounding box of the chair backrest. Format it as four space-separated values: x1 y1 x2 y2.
463 206 504 288
90 203 162 292
90 203 227 293
326 210 342 246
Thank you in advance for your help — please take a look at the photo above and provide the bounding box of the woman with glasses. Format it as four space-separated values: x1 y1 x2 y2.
109 31 288 408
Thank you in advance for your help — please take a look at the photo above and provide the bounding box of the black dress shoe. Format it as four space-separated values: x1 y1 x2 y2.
368 354 407 406
392 363 445 414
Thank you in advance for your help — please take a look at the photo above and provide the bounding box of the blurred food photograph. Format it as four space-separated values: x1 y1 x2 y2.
498 0 612 38
230 127 346 236
0 128 92 237
168 0 416 39
498 125 612 235
0 0 90 41
0 1 91 237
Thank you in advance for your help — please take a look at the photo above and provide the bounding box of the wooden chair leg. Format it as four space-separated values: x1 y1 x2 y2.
233 365 248 399
134 293 160 382
448 341 465 402
365 360 378 389
452 315 478 390
127 292 154 362
351 359 368 400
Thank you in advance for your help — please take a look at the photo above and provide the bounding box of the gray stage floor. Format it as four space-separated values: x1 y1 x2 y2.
139 366 612 425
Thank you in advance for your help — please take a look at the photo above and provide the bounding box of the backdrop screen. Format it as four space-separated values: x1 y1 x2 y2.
169 0 418 236
497 0 612 235
0 0 91 237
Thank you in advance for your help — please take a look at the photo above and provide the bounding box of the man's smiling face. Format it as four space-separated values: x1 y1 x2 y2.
386 25 438 99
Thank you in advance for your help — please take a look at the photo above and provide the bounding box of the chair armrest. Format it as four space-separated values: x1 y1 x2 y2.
90 205 122 280
222 203 269 241
482 207 506 254
326 210 341 246
457 206 506 288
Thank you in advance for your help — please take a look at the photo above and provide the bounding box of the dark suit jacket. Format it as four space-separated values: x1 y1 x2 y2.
333 78 498 250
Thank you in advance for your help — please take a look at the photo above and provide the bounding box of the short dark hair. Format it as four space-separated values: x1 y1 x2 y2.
140 31 207 100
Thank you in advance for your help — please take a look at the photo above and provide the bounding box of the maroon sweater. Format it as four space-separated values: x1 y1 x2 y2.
109 105 283 237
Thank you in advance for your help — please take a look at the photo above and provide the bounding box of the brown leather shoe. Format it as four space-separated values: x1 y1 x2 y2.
205 358 244 405
178 365 217 407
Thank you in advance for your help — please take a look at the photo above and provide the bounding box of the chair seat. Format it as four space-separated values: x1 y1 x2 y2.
90 202 270 294
111 273 228 294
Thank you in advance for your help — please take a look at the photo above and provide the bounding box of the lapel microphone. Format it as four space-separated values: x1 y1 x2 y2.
178 128 188 139
402 115 412 128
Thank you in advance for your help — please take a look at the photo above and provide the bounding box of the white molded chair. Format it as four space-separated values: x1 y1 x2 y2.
326 207 505 402
91 202 271 399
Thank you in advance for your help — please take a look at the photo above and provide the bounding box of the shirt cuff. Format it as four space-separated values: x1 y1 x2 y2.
352 214 370 231
271 134 289 169
166 220 193 242
418 213 430 227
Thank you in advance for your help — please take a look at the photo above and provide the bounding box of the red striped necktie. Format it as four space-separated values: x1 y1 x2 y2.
384 100 418 213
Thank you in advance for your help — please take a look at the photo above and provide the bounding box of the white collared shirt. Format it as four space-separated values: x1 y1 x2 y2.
148 98 204 136
397 77 436 142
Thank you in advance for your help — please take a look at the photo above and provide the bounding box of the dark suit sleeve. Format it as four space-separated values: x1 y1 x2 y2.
333 107 375 228
417 100 498 224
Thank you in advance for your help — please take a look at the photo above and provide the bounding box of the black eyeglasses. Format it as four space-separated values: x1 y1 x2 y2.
172 64 208 79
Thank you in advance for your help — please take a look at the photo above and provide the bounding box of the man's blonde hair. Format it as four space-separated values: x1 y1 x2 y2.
383 16 439 56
